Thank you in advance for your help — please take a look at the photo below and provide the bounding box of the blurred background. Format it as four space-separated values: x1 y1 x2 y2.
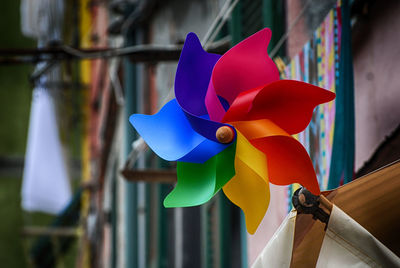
1 0 399 267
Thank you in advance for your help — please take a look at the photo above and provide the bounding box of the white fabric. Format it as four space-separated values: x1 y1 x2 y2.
316 205 400 268
20 0 47 38
248 184 288 266
252 210 297 268
252 205 400 268
21 89 71 214
20 0 64 39
247 183 288 266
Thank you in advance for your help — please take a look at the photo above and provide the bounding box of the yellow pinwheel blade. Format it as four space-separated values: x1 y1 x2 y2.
223 131 270 234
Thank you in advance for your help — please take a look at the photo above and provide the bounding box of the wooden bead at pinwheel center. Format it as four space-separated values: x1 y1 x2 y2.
216 126 235 144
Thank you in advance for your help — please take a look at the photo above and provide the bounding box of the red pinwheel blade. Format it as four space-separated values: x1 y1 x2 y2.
251 136 320 195
223 80 336 135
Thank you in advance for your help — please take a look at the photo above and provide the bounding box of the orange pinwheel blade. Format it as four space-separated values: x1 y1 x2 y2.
230 119 320 195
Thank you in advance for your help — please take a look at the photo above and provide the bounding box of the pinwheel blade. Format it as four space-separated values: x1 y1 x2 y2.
130 99 227 163
175 32 220 116
251 136 320 195
174 32 233 142
231 119 320 195
223 80 336 135
210 28 279 106
164 141 236 207
223 131 270 234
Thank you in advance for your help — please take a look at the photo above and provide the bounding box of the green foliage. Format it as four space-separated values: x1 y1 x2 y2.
0 1 78 268
0 66 32 156
0 0 35 156
0 177 28 268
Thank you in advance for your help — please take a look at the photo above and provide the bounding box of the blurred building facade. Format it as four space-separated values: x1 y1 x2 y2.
16 0 400 267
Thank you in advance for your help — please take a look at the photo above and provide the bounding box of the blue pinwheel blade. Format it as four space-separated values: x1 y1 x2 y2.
179 136 228 163
129 99 228 163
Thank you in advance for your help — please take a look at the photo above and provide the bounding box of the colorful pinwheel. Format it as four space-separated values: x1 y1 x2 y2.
130 28 335 234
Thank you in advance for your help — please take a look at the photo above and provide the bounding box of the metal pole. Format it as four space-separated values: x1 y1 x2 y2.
124 32 138 268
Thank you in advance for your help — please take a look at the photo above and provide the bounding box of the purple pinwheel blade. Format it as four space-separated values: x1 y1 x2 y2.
174 32 220 116
175 32 234 143
129 99 229 163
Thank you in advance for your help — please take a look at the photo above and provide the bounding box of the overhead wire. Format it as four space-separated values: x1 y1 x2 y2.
60 43 182 59
202 0 233 46
204 0 241 50
269 0 312 58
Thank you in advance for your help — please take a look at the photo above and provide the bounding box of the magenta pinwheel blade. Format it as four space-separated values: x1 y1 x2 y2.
205 28 280 122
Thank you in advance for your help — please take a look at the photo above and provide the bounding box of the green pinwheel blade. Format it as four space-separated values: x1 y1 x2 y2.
215 140 236 190
164 142 236 208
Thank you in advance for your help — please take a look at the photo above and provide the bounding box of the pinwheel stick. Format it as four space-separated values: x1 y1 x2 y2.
292 187 333 224
319 194 333 213
216 126 235 143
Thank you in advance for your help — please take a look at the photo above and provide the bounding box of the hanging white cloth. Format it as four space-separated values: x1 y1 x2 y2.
20 0 64 39
316 206 400 267
252 205 400 268
20 0 42 38
252 210 297 268
21 88 71 214
248 184 289 265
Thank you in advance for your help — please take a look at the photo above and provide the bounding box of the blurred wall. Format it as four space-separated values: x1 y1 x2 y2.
149 0 226 108
144 1 231 267
287 0 400 171
352 0 400 170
